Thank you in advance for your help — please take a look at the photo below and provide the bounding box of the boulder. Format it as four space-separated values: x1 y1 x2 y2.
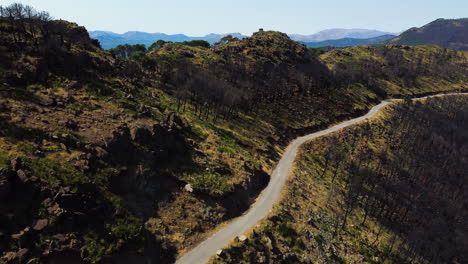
130 125 153 144
16 170 29 183
65 119 79 131
164 111 189 130
237 235 248 242
184 184 193 193
93 146 108 159
10 157 22 171
11 227 31 242
32 219 49 231
37 94 56 107
2 252 16 262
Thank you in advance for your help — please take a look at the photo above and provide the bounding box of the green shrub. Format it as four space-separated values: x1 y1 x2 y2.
85 79 114 97
24 157 88 185
184 169 232 195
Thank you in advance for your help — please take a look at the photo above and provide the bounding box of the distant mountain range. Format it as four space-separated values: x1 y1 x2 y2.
289 29 395 42
90 28 396 49
387 18 468 51
90 20 468 51
302 34 396 48
89 31 247 49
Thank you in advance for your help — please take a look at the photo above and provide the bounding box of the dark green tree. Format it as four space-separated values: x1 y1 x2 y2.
148 39 171 52
214 34 239 46
181 40 210 48
109 44 147 59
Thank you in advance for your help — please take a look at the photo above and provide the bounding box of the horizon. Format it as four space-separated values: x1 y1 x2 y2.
89 28 399 37
1 0 467 36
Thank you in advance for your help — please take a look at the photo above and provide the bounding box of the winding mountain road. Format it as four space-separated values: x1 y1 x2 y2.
175 92 467 264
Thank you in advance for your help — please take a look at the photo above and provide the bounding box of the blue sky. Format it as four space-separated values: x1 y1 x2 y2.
1 0 467 35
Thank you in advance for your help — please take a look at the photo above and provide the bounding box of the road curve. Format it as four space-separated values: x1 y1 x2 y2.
175 92 467 264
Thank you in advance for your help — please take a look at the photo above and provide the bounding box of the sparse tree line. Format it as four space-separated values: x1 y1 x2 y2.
0 2 52 46
332 46 468 92
317 96 468 263
0 3 100 51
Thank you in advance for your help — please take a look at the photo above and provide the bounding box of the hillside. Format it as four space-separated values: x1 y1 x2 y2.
388 18 468 51
303 34 395 48
213 95 468 264
1 4 468 264
320 44 468 96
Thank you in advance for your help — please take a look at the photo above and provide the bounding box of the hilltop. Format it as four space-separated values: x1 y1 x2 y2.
0 4 467 263
388 18 468 50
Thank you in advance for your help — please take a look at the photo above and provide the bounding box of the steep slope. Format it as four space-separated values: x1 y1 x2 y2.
1 4 468 263
213 95 468 264
320 44 468 96
303 34 395 48
388 18 468 51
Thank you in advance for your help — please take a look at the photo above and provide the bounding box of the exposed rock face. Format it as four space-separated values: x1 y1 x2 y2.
184 184 193 193
106 117 193 218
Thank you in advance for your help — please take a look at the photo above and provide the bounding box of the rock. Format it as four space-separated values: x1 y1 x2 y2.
65 119 79 130
130 125 153 144
53 233 67 243
16 248 28 259
11 227 30 240
37 95 55 106
59 133 81 148
10 157 22 171
237 235 248 242
256 252 266 263
32 219 49 231
62 91 75 104
47 203 64 217
137 104 152 117
59 143 67 151
68 80 81 90
216 249 223 256
2 252 16 262
16 170 28 183
164 111 189 130
184 184 193 193
26 259 39 264
93 146 108 158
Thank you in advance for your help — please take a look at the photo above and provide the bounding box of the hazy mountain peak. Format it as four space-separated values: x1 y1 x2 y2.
289 28 394 42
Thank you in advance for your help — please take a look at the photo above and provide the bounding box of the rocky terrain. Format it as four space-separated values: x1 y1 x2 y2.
0 4 467 263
